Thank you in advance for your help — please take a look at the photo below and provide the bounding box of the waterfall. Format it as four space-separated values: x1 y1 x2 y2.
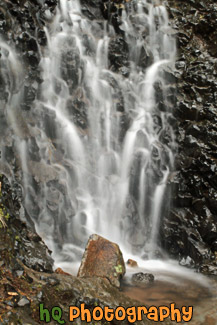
0 0 176 268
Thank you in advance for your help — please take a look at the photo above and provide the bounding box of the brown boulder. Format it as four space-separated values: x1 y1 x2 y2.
77 234 126 288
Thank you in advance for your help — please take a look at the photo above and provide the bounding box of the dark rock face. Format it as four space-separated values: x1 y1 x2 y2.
0 174 54 273
160 0 217 273
0 0 58 175
0 0 57 100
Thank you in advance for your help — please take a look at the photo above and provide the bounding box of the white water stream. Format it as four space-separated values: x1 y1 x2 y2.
0 0 179 274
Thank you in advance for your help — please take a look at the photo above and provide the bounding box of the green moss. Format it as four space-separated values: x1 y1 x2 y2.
114 264 123 274
5 213 10 220
0 178 10 227
15 235 21 242
0 203 10 228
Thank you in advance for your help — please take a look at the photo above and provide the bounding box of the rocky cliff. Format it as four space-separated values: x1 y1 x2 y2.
0 0 217 323
161 0 217 274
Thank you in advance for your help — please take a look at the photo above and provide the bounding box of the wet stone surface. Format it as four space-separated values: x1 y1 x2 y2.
0 1 216 324
131 272 155 285
0 175 54 273
160 0 217 273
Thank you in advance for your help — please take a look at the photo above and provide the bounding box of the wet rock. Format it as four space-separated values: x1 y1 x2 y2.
66 93 88 130
131 272 154 285
161 209 214 267
60 47 82 93
55 267 71 276
28 160 58 183
101 0 126 33
108 36 129 74
80 0 103 21
17 297 30 307
138 44 154 69
24 50 40 68
37 28 47 46
78 234 126 288
4 300 14 308
160 0 217 272
26 230 41 243
37 291 43 301
21 84 37 111
46 277 60 286
11 260 24 277
127 259 138 267
199 264 217 276
0 174 54 273
180 256 195 268
121 196 144 247
42 106 57 140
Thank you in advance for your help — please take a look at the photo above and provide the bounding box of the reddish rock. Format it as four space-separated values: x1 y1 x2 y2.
55 268 71 276
77 234 126 288
127 259 138 267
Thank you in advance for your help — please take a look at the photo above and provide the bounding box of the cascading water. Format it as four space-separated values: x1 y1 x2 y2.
0 0 177 269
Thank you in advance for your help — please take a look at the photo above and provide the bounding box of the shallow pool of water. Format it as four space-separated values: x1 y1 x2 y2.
121 259 217 324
